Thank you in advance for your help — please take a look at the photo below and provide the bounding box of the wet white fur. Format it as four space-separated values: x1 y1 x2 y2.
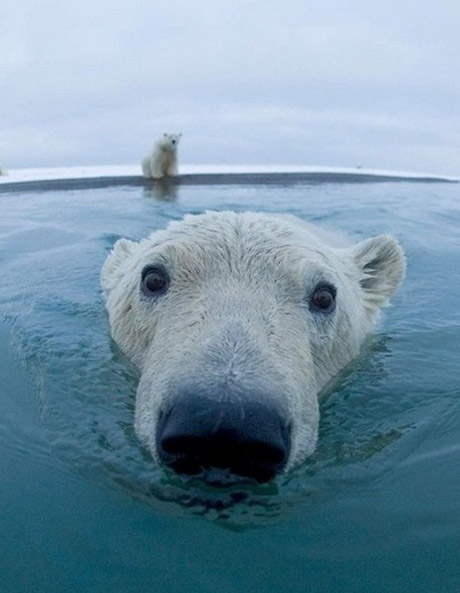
101 212 405 471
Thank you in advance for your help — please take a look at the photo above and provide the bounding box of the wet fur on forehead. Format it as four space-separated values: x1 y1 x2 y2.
139 211 344 273
126 212 390 308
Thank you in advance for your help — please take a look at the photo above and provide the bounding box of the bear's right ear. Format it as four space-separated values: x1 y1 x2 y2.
101 238 138 297
351 234 406 316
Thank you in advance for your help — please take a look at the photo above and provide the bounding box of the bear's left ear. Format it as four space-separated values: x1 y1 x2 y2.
101 238 138 297
351 234 406 313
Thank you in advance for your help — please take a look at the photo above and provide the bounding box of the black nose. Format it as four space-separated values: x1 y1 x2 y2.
156 395 290 483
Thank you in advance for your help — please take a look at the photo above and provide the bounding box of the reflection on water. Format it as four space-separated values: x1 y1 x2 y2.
143 178 179 201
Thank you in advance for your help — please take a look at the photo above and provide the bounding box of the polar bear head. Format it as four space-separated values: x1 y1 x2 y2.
159 133 182 151
101 212 405 483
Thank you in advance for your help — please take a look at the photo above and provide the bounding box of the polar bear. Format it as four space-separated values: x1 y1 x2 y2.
101 212 405 483
141 133 182 179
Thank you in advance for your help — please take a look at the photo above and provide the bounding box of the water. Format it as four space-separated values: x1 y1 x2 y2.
1 176 459 592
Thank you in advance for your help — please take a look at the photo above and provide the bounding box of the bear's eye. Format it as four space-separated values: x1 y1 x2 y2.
141 265 170 297
310 283 336 314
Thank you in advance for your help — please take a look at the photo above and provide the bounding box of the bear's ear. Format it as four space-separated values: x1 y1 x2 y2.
352 234 406 313
101 238 138 297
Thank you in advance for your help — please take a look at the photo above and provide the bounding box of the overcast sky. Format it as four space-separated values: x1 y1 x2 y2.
2 0 459 174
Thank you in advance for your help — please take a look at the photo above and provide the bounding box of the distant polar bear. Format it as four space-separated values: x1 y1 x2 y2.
142 133 182 179
101 212 405 483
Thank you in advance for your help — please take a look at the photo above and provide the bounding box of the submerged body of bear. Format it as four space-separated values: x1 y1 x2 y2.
141 133 181 179
101 212 405 483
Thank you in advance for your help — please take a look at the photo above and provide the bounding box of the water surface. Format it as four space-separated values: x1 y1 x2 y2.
1 175 459 592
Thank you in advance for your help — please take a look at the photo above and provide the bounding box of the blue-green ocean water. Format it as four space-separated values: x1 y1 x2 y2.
0 177 459 592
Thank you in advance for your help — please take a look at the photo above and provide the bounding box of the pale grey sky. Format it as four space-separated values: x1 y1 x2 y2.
2 0 459 174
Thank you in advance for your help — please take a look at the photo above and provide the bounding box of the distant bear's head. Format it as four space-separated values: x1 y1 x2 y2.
160 133 182 150
101 212 405 483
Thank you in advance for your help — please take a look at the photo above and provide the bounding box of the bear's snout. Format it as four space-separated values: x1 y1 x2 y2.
155 394 291 483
